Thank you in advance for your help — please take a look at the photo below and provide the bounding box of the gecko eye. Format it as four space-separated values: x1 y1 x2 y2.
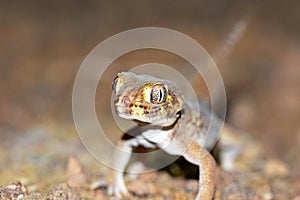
150 84 167 104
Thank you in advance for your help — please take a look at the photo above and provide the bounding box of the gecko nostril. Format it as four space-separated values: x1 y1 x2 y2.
122 96 130 106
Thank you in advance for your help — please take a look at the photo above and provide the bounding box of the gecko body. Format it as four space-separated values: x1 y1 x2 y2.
109 71 228 200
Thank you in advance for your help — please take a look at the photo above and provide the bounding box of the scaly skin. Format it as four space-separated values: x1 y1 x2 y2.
110 71 221 199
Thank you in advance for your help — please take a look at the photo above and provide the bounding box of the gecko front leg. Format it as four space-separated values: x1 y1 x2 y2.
183 142 216 200
109 138 136 198
109 127 157 198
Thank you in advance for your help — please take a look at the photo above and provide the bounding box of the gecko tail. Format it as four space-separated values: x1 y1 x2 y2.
212 14 252 66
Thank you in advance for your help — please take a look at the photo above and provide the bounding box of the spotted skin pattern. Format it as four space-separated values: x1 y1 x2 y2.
110 72 221 200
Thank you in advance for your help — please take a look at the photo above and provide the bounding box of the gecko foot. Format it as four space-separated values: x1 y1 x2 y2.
108 179 129 199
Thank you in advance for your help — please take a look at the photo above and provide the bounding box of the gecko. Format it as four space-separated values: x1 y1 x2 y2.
104 16 252 199
109 71 238 200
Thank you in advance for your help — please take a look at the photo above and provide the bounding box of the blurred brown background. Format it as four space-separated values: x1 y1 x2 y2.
0 0 299 192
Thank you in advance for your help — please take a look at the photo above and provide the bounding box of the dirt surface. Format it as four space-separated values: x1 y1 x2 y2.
0 1 300 199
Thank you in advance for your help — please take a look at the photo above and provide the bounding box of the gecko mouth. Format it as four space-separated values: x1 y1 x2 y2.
114 104 183 127
115 105 162 116
114 104 167 122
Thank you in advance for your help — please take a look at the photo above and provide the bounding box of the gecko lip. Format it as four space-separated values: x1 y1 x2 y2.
114 105 180 127
115 105 162 118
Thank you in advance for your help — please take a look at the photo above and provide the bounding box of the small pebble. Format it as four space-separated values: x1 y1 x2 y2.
263 192 273 200
7 184 17 190
17 194 24 199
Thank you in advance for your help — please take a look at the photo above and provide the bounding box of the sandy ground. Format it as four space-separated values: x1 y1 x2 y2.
0 1 300 199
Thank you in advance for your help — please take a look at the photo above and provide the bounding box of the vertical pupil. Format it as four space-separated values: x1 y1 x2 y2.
150 85 165 104
158 89 163 102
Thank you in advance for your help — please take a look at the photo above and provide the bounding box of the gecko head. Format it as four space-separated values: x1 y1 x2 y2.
112 72 184 127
